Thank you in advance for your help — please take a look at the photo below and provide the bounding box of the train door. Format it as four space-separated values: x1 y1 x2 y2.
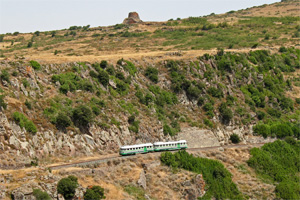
144 146 147 153
177 143 180 149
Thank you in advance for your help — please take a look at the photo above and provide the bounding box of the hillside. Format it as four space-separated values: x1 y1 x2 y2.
0 1 299 63
0 1 299 200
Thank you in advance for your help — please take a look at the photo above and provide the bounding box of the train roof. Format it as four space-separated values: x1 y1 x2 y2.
120 143 153 149
153 140 187 145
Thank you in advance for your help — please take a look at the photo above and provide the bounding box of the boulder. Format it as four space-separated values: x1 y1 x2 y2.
137 170 147 190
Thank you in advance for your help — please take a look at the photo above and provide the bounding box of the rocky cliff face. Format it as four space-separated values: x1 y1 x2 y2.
0 49 297 167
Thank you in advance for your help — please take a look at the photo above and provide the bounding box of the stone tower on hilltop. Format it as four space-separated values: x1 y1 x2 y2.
123 12 142 24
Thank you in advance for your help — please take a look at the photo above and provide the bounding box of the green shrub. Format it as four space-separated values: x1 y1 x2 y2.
25 99 32 109
13 112 37 134
204 118 213 128
197 97 205 106
57 176 78 200
275 180 300 200
163 124 176 136
106 66 115 75
219 103 233 124
203 102 214 112
296 98 300 104
270 123 293 139
27 41 33 48
207 87 223 98
98 70 109 87
253 124 270 138
72 105 94 128
29 60 41 70
0 95 7 110
1 69 10 82
115 72 125 80
33 189 51 200
55 113 71 131
22 79 30 88
84 186 105 200
124 185 145 200
89 70 98 78
116 81 129 95
256 111 266 120
230 134 240 144
129 120 140 133
186 85 201 99
267 107 281 118
0 35 4 42
145 67 159 83
100 60 108 69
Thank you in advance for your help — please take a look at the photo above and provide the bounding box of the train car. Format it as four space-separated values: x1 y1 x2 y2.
153 140 187 152
119 143 154 156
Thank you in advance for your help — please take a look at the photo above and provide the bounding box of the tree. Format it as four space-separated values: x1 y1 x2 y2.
84 186 106 200
57 176 78 200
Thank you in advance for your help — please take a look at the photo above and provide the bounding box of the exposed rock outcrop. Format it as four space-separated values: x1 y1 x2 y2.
123 12 142 24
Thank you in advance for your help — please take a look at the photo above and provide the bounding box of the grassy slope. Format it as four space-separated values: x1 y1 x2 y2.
0 1 299 63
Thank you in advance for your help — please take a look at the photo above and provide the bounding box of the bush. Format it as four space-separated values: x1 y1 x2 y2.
163 124 176 136
145 67 159 83
29 60 41 70
270 123 293 139
186 85 201 99
33 189 51 200
98 71 109 87
219 103 233 124
57 176 78 200
84 186 105 200
100 60 108 69
25 99 32 109
253 124 270 138
230 134 240 144
27 41 33 48
1 69 10 82
204 118 213 128
13 112 37 134
72 105 94 128
115 72 125 80
55 113 71 131
256 111 266 120
0 95 7 110
207 87 223 98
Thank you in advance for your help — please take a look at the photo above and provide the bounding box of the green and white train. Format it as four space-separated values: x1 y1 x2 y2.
119 140 187 156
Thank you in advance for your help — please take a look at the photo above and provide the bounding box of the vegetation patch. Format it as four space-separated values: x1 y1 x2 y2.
161 150 243 199
247 139 300 199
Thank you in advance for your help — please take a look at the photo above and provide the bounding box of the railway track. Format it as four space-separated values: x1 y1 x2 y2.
49 142 265 170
